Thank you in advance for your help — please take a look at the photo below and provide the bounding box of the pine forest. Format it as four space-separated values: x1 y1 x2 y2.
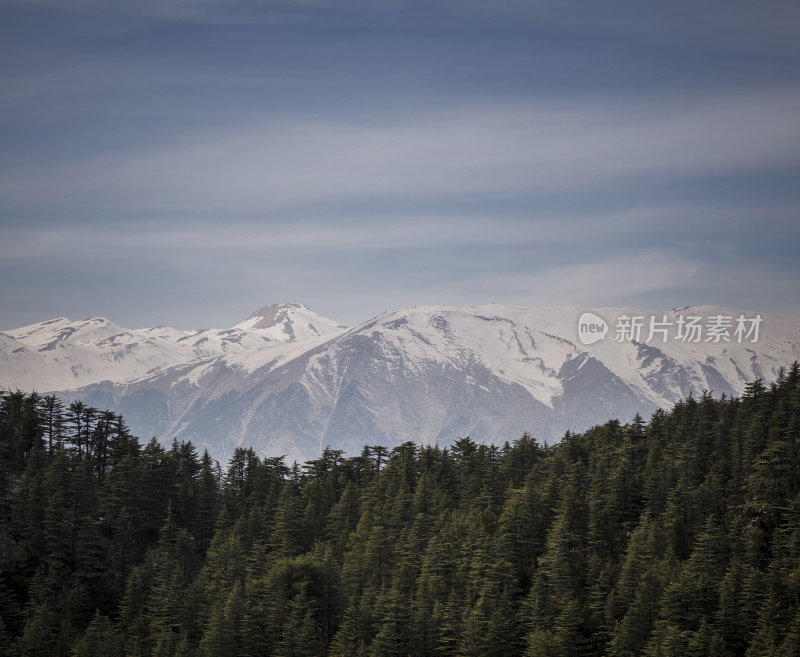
2 364 800 657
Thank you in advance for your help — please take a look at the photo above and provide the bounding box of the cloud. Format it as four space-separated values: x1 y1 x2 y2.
2 0 799 329
417 245 800 318
583 0 800 56
3 86 799 222
0 212 585 263
2 0 325 24
504 252 704 308
10 0 800 49
4 198 794 267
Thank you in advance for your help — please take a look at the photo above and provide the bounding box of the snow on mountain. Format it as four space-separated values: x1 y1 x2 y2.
2 303 798 465
0 332 50 391
0 304 347 392
233 303 347 342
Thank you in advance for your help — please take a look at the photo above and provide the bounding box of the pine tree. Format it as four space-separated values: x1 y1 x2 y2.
198 580 245 657
276 592 321 657
71 611 121 657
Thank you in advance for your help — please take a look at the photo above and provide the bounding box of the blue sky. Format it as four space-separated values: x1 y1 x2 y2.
1 0 799 329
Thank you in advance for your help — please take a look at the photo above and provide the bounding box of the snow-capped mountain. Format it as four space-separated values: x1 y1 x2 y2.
233 303 347 341
0 304 345 393
2 303 798 464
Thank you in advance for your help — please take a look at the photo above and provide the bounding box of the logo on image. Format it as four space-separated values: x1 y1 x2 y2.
577 310 763 346
578 312 608 345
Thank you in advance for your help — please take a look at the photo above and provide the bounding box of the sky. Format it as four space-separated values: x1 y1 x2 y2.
1 0 799 330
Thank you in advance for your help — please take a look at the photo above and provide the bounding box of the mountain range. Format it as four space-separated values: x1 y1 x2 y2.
2 302 798 463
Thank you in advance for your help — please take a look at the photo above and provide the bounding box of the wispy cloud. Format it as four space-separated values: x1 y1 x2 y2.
485 251 705 308
578 0 800 55
2 0 325 25
1 0 799 328
3 87 799 220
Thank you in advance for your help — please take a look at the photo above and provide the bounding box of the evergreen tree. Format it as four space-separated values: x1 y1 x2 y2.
2 365 800 657
71 611 121 657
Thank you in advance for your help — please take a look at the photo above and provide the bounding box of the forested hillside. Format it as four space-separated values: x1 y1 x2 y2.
2 364 800 656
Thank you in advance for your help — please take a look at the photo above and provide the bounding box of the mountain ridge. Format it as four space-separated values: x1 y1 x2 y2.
2 303 798 463
0 303 345 393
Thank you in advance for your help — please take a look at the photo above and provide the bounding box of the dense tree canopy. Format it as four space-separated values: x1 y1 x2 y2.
1 362 799 656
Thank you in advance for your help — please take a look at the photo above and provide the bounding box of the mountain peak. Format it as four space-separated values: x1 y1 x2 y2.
233 303 347 342
240 303 305 329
